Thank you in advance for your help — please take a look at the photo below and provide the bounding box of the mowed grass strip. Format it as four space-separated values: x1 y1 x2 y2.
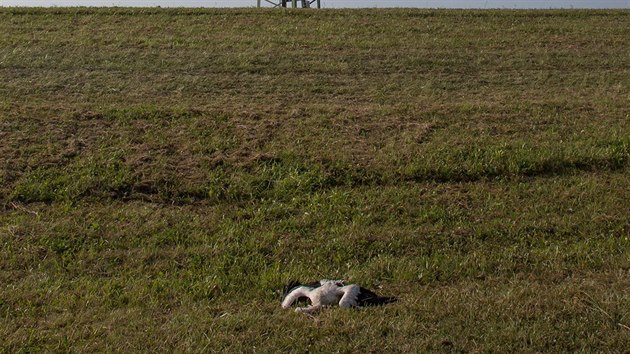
1 8 629 352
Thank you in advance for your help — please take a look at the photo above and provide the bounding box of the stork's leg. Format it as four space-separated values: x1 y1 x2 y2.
295 304 322 314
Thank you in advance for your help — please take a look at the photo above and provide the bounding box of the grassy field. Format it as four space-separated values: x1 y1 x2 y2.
1 7 629 352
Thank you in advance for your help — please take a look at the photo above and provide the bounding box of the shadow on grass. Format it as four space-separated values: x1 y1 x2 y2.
8 139 629 205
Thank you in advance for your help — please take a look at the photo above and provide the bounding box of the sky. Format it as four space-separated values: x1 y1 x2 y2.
1 0 629 8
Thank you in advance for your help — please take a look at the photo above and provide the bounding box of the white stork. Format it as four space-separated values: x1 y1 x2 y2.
281 279 396 314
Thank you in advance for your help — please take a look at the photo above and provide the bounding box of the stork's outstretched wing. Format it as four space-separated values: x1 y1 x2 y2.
338 284 361 308
357 287 397 306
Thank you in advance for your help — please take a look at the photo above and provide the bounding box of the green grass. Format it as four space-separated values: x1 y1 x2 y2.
1 7 629 352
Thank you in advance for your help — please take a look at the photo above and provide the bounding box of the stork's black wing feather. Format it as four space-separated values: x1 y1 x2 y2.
357 287 397 307
281 280 321 300
303 280 324 288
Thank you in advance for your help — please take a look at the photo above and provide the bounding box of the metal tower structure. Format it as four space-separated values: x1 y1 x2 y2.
257 0 321 8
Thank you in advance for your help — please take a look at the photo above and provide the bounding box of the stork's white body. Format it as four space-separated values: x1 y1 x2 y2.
281 280 361 314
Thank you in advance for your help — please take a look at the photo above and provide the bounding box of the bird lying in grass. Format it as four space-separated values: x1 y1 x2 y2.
281 279 397 314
